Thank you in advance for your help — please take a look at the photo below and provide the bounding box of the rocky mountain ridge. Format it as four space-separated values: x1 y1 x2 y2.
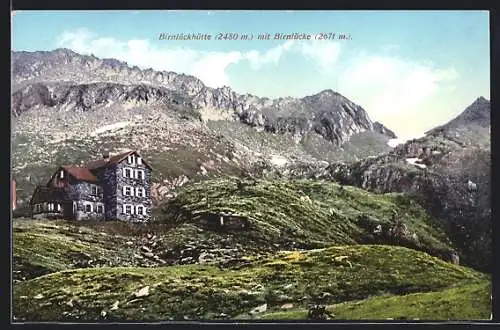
11 48 395 146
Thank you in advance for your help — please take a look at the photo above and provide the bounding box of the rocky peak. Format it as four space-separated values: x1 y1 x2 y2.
426 97 490 135
459 96 490 125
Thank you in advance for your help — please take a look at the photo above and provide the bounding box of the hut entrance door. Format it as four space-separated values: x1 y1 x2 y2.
63 201 77 220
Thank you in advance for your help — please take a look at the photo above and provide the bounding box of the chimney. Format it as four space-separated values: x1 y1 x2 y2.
12 180 17 211
103 151 110 162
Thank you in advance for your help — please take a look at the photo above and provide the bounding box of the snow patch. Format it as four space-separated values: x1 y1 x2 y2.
92 121 133 136
387 133 427 148
406 158 427 169
387 138 407 148
270 155 288 167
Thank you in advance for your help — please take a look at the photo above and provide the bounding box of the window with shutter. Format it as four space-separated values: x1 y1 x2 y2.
136 187 145 197
124 204 133 214
123 186 133 196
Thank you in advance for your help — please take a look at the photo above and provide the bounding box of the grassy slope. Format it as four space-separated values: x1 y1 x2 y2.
13 219 276 281
14 178 456 280
13 219 161 280
158 178 453 256
257 281 491 321
13 245 489 321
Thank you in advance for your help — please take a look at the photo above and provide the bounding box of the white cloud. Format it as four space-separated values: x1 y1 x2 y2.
338 53 459 137
244 40 296 70
298 41 341 73
56 28 342 87
191 51 243 87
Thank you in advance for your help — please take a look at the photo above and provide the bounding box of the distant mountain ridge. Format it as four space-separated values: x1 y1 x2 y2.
11 48 396 146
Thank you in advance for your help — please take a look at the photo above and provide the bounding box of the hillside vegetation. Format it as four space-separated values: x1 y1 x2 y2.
13 245 489 321
14 178 456 280
254 281 491 321
13 178 489 321
158 178 454 257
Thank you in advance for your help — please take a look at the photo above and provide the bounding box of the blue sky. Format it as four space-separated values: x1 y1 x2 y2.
12 10 490 139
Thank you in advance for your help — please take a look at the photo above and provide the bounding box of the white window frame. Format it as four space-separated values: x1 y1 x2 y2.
123 168 133 178
137 157 142 165
136 169 145 180
84 202 93 213
136 205 145 215
57 203 61 212
135 187 146 197
59 170 64 179
96 203 104 214
123 204 134 215
91 186 98 196
123 185 133 196
48 203 54 211
127 155 135 164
